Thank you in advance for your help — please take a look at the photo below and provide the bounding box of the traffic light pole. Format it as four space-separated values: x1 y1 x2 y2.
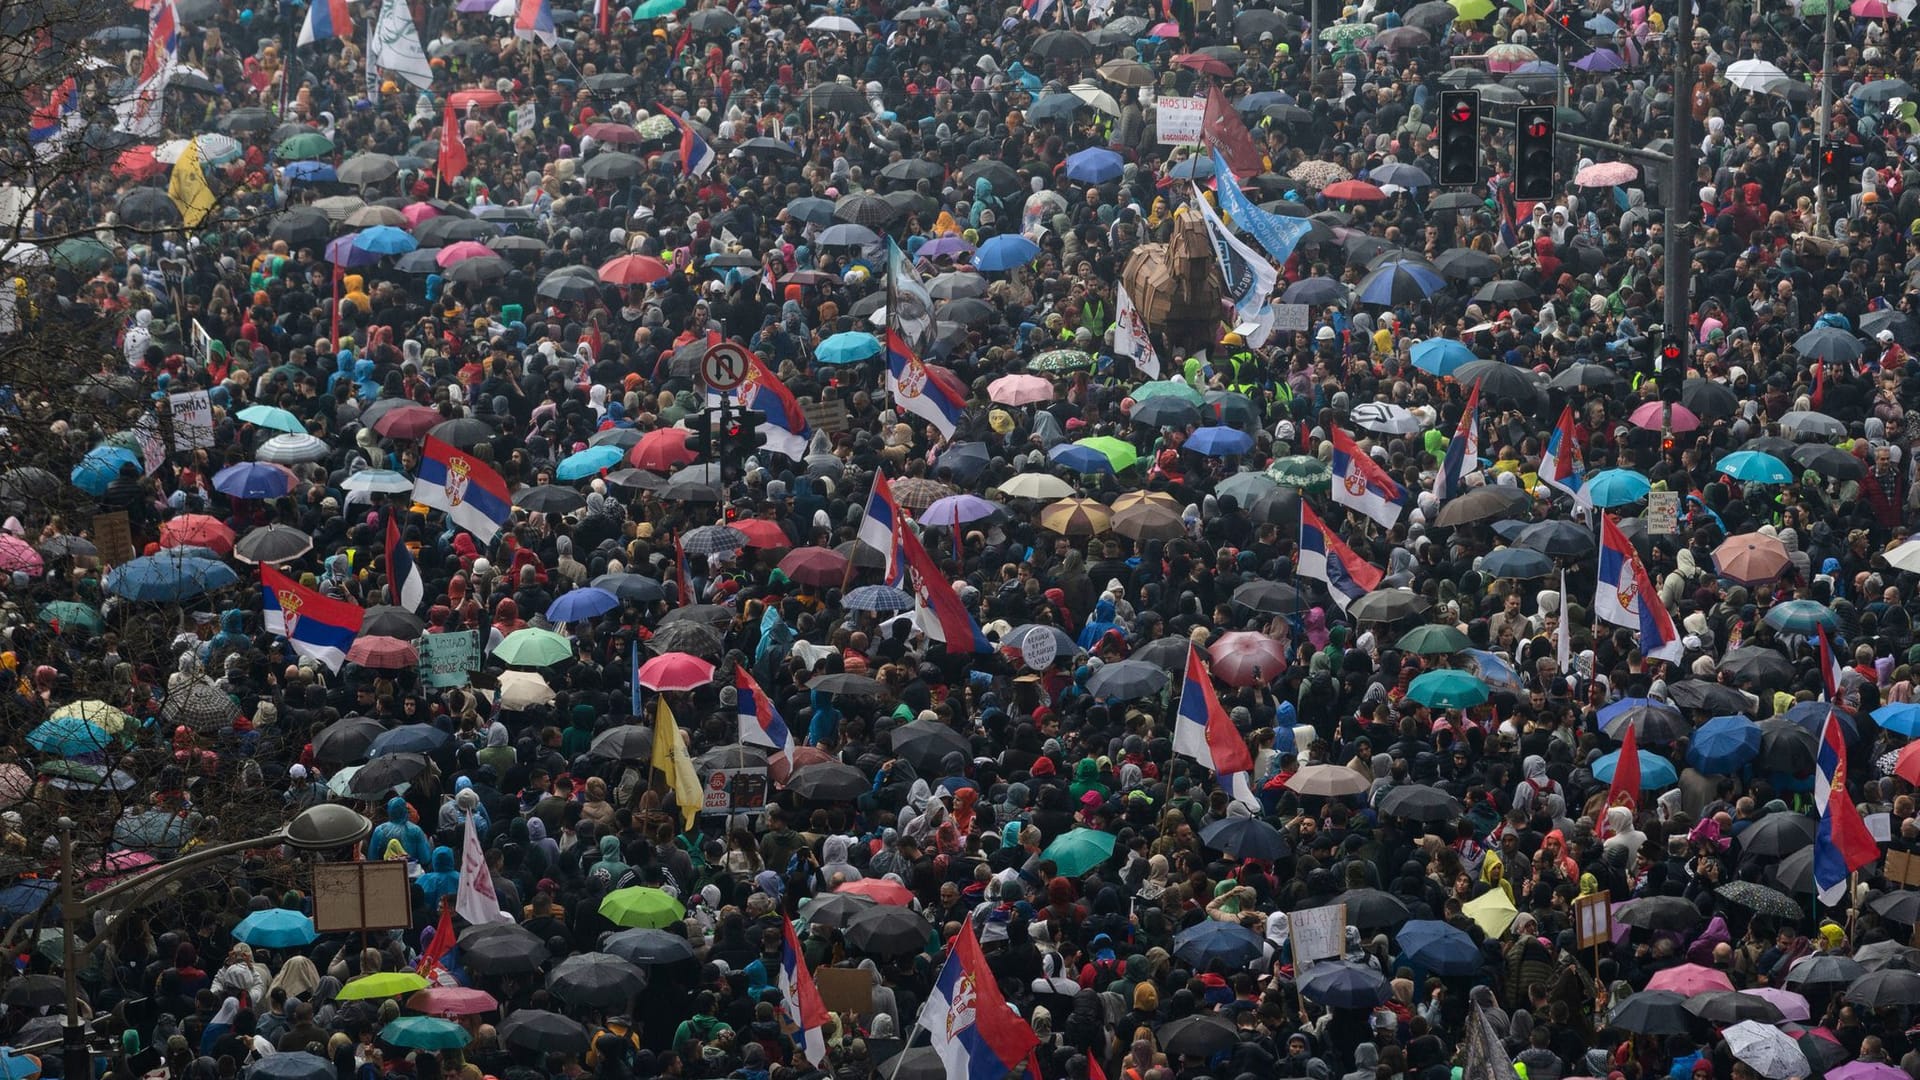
1476 116 1672 165
1664 0 1694 363
1816 1 1835 234
714 395 732 486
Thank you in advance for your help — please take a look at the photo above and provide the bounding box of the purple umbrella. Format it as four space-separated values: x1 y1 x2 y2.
918 236 975 260
325 233 382 268
455 0 493 10
918 494 999 525
1574 48 1625 71
1828 1064 1909 1080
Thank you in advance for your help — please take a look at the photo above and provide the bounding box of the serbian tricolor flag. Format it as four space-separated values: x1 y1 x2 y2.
710 351 810 460
1432 378 1481 501
514 0 557 44
675 535 696 605
1297 502 1382 613
778 918 830 1066
386 517 424 611
439 102 467 182
893 508 991 653
413 436 511 545
262 564 363 673
594 0 609 35
736 668 797 767
1814 708 1878 905
858 472 905 584
1174 646 1259 812
657 102 714 176
29 78 81 161
1818 625 1847 702
298 0 351 44
885 329 966 438
1539 404 1586 500
1328 426 1404 529
1595 513 1683 664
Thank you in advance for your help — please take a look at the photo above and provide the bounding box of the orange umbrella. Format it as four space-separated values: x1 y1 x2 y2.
158 514 235 555
599 253 670 285
835 878 915 904
1713 533 1789 586
637 652 715 691
1322 179 1388 202
729 518 792 550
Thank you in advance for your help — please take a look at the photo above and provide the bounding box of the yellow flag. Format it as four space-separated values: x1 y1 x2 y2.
168 138 215 229
651 697 701 831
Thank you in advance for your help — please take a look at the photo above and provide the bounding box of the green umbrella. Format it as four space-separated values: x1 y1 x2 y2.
493 627 575 667
51 237 113 272
1075 436 1139 472
1319 21 1373 41
1406 669 1490 709
1029 348 1094 373
381 1017 471 1050
337 971 430 1000
1042 828 1117 876
39 601 102 634
276 132 336 161
600 886 686 928
1133 379 1205 405
1267 455 1332 490
1395 625 1473 655
635 0 685 16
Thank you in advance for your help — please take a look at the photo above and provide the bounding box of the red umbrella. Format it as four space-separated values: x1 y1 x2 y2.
638 652 715 691
113 145 166 181
599 254 670 285
835 878 914 905
159 514 236 555
437 241 494 267
371 404 443 441
401 203 441 228
767 744 835 784
629 428 696 471
448 88 506 110
1172 52 1234 77
1206 631 1288 687
1897 742 1920 786
730 518 793 549
1322 179 1388 202
778 546 849 585
347 636 419 669
583 122 644 144
407 987 499 1016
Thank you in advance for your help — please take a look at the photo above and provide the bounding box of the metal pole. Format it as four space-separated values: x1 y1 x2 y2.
58 820 87 1080
1663 0 1694 356
1478 116 1673 164
1817 3 1836 234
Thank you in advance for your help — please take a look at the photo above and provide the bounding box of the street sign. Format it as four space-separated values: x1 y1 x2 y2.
702 341 751 391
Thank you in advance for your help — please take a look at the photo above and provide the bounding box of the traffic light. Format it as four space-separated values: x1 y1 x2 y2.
685 417 713 460
1514 105 1556 201
1820 141 1862 206
1657 338 1683 374
729 409 769 457
1438 90 1480 187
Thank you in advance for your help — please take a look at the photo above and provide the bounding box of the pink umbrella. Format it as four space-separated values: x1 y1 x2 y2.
1208 631 1289 687
638 652 715 691
0 534 43 575
85 850 159 893
1575 161 1639 187
1647 963 1735 994
1827 1064 1909 1080
1148 20 1181 35
835 878 915 904
1629 400 1701 432
407 987 499 1016
1850 0 1905 17
1485 42 1538 72
989 374 1054 406
437 241 494 267
400 203 441 227
1741 988 1810 1022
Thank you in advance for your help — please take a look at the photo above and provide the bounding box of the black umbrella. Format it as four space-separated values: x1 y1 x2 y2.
499 1010 589 1054
117 186 182 227
1737 812 1816 857
803 82 867 113
537 271 602 301
1133 637 1191 669
1685 991 1783 1025
427 418 495 448
1435 247 1501 280
651 621 723 658
959 159 1021 197
464 926 551 975
581 72 638 92
880 158 945 184
688 8 738 31
888 720 972 772
268 208 330 245
312 715 386 767
1344 590 1430 623
876 1049 943 1080
545 952 648 1007
347 753 428 796
1432 485 1532 527
594 574 666 604
1333 888 1411 929
444 255 511 284
1715 881 1803 919
248 1053 335 1080
1200 814 1291 860
38 535 98 560
362 606 426 639
1548 362 1619 389
1614 896 1701 931
1156 1015 1238 1059
1603 700 1690 743
1794 443 1866 480
1856 940 1920 970
1786 953 1866 989
834 193 897 227
1453 359 1544 403
588 726 652 761
1233 579 1302 613
1757 719 1818 773
2 975 65 1009
941 297 998 326
1611 990 1693 1034
1771 847 1816 895
844 906 932 956
580 152 643 181
233 524 313 565
1085 659 1169 699
801 891 876 928
1029 28 1093 58
786 762 869 801
1377 784 1463 823
1720 647 1796 687
810 674 889 697
1473 279 1539 305
160 678 240 730
1862 308 1919 347
739 136 800 159
1666 680 1750 714
602 928 695 966
514 485 589 514
1681 378 1739 418
1869 891 1920 925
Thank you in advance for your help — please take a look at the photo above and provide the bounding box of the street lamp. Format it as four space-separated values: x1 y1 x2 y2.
57 805 371 1079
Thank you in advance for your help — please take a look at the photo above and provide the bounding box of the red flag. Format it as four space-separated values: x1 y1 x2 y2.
1203 84 1262 180
416 898 455 981
1088 1054 1108 1080
1602 721 1640 839
439 103 467 182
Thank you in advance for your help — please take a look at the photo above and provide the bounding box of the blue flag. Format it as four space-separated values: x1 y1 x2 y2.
630 640 642 715
1213 149 1314 267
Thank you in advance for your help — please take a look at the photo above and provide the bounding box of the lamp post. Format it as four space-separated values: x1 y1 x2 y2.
56 805 371 1080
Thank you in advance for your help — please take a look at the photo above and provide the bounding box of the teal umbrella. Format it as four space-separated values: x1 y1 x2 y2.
493 627 575 667
816 332 881 364
1405 669 1489 709
1583 468 1651 507
38 601 102 634
380 1016 471 1050
1763 599 1839 635
235 404 306 434
1593 748 1678 788
1041 828 1116 877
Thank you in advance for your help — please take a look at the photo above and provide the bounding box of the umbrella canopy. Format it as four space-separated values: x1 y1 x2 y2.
1041 828 1117 876
844 906 933 956
1172 920 1264 969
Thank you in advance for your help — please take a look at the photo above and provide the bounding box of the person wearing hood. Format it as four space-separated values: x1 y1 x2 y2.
415 845 460 910
368 796 430 866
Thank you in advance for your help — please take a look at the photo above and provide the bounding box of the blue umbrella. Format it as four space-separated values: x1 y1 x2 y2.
233 908 318 948
1786 700 1854 741
0 1051 37 1080
1593 747 1678 788
282 161 336 182
1717 450 1794 484
546 586 620 623
816 331 882 364
71 445 140 496
1166 156 1216 179
1395 919 1481 975
325 234 384 268
1237 90 1294 110
1875 702 1920 737
1583 468 1651 507
556 444 625 481
843 585 914 611
213 461 297 498
933 442 991 482
1410 338 1477 375
369 724 453 757
27 717 119 756
975 234 1041 272
1171 920 1264 970
1047 443 1116 474
1584 12 1619 33
1199 815 1290 860
355 225 417 255
1187 426 1253 456
106 554 238 601
1299 960 1392 1007
0 880 56 921
1064 146 1124 184
1764 599 1839 635
1370 162 1431 189
248 1053 335 1080
1356 259 1445 305
1480 547 1553 579
1689 715 1762 773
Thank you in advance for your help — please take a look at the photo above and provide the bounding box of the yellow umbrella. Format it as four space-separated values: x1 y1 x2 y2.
1111 491 1183 515
1040 497 1112 536
1450 0 1495 18
50 700 131 736
1462 889 1519 937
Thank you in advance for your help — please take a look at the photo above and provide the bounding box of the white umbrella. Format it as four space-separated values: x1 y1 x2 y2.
498 670 556 709
1724 1021 1809 1080
255 433 331 464
343 469 416 494
807 14 860 32
1887 539 1920 573
1350 401 1424 435
154 133 241 165
0 242 46 267
1726 59 1787 91
1069 82 1121 116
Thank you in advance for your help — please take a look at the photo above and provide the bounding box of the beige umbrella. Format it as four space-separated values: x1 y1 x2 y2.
1284 764 1371 796
1096 58 1156 86
1069 82 1122 116
1713 533 1790 586
1111 490 1183 515
1040 497 1112 536
999 473 1074 500
1112 504 1187 541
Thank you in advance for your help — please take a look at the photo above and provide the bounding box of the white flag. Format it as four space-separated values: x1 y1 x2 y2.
455 811 511 924
370 0 435 92
1114 282 1161 379
1556 569 1571 676
1191 183 1278 347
